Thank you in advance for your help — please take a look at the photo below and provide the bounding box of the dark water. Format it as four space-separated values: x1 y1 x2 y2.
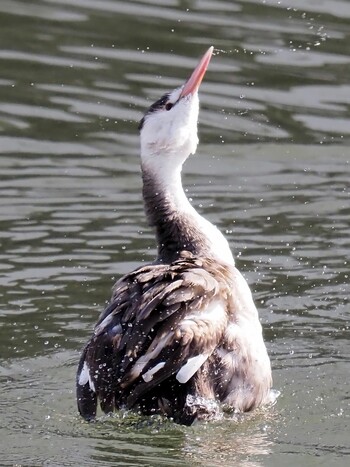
0 0 349 465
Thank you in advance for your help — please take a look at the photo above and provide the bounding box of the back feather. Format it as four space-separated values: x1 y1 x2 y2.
76 252 232 420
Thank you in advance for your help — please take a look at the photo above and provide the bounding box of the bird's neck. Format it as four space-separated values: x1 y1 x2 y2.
141 161 234 265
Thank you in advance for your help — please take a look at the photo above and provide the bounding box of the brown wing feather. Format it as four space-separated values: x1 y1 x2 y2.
123 300 228 407
76 254 232 420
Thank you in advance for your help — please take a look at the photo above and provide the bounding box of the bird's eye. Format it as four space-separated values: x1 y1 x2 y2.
165 102 173 111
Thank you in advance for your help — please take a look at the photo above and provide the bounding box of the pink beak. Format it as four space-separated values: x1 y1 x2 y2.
180 46 214 98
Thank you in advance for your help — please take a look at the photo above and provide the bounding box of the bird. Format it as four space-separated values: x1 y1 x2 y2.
76 46 273 425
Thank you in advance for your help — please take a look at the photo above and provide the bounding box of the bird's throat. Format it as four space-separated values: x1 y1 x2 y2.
141 164 211 263
141 163 234 265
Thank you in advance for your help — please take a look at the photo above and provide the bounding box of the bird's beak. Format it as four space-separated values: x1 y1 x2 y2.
180 46 214 98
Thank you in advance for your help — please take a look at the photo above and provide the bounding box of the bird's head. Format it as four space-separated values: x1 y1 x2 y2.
139 47 213 174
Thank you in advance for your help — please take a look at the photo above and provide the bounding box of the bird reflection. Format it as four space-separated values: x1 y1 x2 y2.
182 410 277 466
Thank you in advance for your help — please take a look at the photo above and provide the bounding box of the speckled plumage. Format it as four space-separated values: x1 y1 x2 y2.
76 47 273 424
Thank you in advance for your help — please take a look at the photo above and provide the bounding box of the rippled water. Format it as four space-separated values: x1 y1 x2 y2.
0 0 349 465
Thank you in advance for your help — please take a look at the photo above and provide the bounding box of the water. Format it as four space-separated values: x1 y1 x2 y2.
0 0 349 465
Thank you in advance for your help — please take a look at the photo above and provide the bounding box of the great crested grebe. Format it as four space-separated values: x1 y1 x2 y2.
76 47 273 425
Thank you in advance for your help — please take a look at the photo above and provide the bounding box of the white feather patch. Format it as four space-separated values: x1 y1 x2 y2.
123 334 173 386
142 362 166 383
176 353 209 384
185 300 227 323
78 361 96 392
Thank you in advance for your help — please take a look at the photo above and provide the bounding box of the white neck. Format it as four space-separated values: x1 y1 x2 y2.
141 158 235 266
139 90 234 265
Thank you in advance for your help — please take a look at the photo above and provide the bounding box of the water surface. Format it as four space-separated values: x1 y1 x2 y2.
0 1 349 466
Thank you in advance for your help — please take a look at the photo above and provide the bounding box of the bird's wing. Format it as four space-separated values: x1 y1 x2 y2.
76 255 231 419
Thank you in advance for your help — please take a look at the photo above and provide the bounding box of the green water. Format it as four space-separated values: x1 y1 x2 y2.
0 1 349 465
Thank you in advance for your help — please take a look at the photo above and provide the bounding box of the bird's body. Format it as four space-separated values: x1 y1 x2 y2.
76 47 273 424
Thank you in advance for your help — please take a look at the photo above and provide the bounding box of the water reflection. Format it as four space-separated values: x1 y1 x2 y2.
71 411 276 467
183 415 276 467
